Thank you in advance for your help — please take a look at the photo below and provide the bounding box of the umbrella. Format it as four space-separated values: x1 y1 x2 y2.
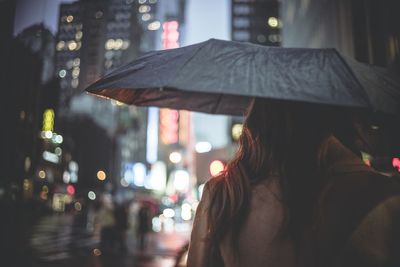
85 38 400 116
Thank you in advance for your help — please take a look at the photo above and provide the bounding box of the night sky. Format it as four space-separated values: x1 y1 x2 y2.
14 0 75 36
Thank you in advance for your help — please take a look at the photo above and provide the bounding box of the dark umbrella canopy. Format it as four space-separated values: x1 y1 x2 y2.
86 38 400 116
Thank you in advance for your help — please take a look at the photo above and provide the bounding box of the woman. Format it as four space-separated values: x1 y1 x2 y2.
187 98 400 267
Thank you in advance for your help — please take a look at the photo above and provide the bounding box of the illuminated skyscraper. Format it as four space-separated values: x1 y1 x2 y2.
231 0 281 46
55 1 85 111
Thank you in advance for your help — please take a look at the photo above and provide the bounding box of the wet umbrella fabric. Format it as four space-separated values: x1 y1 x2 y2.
85 39 400 116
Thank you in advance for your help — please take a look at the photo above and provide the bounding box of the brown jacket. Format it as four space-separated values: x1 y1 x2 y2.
187 136 400 267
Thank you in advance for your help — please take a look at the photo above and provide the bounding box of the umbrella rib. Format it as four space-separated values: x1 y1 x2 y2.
211 94 224 114
332 49 372 109
169 41 210 89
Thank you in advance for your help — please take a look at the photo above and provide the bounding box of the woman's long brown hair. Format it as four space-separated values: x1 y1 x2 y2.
205 98 354 265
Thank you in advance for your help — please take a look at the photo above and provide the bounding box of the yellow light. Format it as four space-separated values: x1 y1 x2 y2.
42 109 55 132
68 41 77 50
72 67 80 78
38 170 46 179
232 123 243 141
66 15 74 23
56 41 65 51
23 179 30 191
210 160 224 176
42 185 49 193
97 170 106 181
114 39 123 49
105 39 115 50
268 17 279 28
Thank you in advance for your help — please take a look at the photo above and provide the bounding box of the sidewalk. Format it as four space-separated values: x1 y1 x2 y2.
89 225 191 267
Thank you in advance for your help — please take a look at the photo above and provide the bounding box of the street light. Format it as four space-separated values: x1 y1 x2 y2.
97 170 106 181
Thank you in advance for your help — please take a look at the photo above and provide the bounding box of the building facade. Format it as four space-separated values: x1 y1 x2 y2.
231 0 281 46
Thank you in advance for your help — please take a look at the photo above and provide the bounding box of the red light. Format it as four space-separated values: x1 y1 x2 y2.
67 185 75 195
210 160 225 176
169 194 178 203
393 158 400 172
167 21 179 30
162 21 180 50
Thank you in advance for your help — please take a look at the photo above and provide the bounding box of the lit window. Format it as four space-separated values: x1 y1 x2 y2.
75 31 83 40
66 60 73 69
105 39 115 50
114 39 123 50
139 5 151 13
267 17 279 28
149 0 157 3
257 34 267 43
233 5 251 15
105 51 114 59
233 18 250 28
95 11 103 19
66 15 74 23
56 41 65 51
72 67 80 78
73 58 80 67
138 0 147 3
122 40 130 50
71 78 79 88
142 13 151 21
268 34 282 43
68 41 77 50
38 170 46 179
59 69 67 78
233 31 250 41
148 21 161 31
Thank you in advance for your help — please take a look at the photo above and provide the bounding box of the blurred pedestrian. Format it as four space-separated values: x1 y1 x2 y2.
137 203 151 250
96 194 116 254
114 201 129 253
188 98 400 267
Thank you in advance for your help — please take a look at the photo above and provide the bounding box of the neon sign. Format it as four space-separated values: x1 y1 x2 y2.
42 109 55 132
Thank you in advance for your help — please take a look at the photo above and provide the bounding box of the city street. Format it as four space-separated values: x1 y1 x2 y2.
27 213 190 267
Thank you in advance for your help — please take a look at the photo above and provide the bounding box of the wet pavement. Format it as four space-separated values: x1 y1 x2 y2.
23 213 190 267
